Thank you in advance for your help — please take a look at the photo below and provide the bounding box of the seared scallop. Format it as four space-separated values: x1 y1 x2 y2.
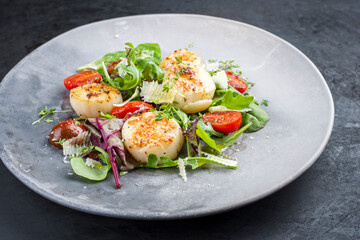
70 83 123 118
160 49 201 70
122 112 184 164
160 49 216 113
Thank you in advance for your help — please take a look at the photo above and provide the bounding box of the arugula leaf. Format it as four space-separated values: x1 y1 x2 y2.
222 90 254 110
134 43 162 64
139 154 236 170
196 121 252 152
196 124 221 152
198 119 224 137
242 102 269 132
158 105 190 129
77 43 164 92
139 154 178 168
135 59 165 81
215 122 252 149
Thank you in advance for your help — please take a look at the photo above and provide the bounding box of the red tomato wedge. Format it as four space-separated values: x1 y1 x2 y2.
202 111 242 133
111 101 154 119
226 71 248 94
64 70 102 90
49 119 88 149
107 60 122 74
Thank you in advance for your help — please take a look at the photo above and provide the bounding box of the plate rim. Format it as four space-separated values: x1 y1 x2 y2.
0 13 335 219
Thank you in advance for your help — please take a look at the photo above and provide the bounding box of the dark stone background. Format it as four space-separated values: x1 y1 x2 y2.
0 0 359 239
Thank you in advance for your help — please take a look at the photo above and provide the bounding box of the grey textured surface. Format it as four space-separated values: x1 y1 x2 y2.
0 0 359 239
0 14 334 219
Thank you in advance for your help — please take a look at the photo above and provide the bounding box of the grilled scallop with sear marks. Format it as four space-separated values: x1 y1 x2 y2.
160 49 216 113
70 83 123 118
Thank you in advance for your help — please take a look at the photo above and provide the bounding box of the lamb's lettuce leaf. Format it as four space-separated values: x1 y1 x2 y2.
70 147 111 181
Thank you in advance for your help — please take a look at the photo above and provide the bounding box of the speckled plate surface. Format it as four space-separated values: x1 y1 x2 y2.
0 14 334 219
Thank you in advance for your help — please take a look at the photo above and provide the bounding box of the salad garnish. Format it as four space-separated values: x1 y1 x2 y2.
32 106 71 125
37 42 269 188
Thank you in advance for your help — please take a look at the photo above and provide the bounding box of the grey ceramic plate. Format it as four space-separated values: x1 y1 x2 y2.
0 14 334 219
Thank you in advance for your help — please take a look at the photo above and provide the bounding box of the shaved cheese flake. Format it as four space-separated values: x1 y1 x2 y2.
208 106 251 113
212 70 228 89
177 158 187 182
115 58 128 78
201 152 238 168
63 131 91 156
140 81 176 104
85 158 104 169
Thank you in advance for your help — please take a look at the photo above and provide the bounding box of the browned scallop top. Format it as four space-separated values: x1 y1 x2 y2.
70 83 120 103
125 112 179 148
160 49 200 69
165 63 205 93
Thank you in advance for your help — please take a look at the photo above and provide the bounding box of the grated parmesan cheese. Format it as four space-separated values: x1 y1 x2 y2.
201 152 238 168
62 131 91 156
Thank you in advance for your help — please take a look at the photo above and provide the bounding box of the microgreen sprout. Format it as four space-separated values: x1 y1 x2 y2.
32 106 71 125
175 56 183 64
261 99 269 106
100 112 116 119
74 117 82 125
55 138 66 146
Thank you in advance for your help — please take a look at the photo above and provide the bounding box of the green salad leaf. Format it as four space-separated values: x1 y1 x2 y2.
196 122 252 152
213 89 253 110
241 102 269 132
139 153 237 169
222 90 254 110
198 119 224 137
215 122 252 148
70 157 109 181
70 147 111 181
139 154 178 168
77 43 165 92
196 123 221 151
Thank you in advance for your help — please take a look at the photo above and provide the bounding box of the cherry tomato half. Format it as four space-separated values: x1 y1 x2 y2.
64 70 102 90
107 60 122 74
111 101 154 119
226 71 248 94
49 119 88 148
202 111 242 133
